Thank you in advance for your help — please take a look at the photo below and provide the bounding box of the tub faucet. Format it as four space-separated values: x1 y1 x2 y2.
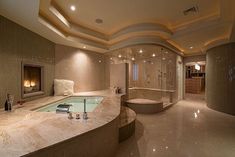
83 99 88 120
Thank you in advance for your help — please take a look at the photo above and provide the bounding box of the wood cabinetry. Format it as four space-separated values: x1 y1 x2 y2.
186 77 205 94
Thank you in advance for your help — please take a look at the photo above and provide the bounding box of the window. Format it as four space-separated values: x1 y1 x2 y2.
133 63 138 81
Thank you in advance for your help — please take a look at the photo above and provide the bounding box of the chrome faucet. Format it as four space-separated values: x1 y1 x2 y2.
83 99 88 120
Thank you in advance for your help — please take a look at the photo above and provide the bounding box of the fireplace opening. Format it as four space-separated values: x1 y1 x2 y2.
22 62 44 98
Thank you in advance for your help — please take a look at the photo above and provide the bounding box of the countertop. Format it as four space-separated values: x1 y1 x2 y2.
0 90 122 157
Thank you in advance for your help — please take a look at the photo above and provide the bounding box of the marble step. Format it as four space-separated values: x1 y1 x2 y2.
119 106 136 142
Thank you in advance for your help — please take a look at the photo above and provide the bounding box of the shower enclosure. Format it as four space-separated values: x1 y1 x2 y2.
107 44 182 105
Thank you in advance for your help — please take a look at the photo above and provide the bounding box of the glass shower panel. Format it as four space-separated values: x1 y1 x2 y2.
107 44 178 105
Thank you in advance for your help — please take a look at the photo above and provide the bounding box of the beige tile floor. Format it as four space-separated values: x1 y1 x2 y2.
116 94 235 157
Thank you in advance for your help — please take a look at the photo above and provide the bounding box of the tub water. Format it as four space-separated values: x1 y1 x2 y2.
35 96 103 113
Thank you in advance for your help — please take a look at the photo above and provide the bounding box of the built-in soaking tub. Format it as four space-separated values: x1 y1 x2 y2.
0 91 122 157
35 96 103 113
127 87 176 114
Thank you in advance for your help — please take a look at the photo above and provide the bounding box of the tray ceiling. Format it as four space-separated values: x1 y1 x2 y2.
0 0 235 56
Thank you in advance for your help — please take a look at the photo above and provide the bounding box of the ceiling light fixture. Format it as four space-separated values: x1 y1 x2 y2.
139 49 143 53
118 54 122 58
70 5 76 11
190 46 193 49
83 46 86 49
152 53 156 57
195 64 200 70
131 57 135 61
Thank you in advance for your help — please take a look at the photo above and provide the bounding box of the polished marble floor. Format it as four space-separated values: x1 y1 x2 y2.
116 94 235 157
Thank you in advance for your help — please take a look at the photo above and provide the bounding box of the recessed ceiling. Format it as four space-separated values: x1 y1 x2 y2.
0 0 235 56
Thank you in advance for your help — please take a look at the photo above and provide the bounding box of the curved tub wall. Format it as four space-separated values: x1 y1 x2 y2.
206 42 235 115
27 117 119 157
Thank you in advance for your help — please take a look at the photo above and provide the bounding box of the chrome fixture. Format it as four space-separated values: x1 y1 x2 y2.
83 99 88 120
68 112 73 119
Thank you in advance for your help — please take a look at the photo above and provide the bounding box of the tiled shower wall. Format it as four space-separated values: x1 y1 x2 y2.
0 15 55 108
105 44 183 103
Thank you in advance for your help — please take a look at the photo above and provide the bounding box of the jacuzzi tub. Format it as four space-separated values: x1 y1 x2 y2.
35 96 103 113
0 90 122 157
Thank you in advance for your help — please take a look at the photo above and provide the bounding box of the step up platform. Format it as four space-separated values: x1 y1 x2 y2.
119 106 136 142
126 98 163 114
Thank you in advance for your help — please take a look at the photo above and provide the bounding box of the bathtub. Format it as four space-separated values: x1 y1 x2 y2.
35 96 103 113
0 91 122 157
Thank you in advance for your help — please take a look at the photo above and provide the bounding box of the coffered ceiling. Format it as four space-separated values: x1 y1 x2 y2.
0 0 235 56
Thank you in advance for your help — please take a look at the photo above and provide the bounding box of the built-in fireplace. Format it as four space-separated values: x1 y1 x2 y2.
22 62 44 98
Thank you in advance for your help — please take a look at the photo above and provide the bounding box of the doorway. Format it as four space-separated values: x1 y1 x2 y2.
185 61 206 99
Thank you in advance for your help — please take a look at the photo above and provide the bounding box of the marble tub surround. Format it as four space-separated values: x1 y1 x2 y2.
119 106 136 142
0 90 123 157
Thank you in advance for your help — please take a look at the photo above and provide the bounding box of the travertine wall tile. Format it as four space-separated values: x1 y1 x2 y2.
206 42 235 115
0 15 55 108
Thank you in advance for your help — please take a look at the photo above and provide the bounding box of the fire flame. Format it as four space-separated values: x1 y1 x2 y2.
24 80 36 87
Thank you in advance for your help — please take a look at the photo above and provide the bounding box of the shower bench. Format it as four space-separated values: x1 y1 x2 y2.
126 98 164 114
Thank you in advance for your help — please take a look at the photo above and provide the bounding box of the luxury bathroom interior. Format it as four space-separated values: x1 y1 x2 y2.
1 0 235 157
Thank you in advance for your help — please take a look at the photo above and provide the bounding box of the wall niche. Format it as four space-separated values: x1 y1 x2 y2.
22 62 45 98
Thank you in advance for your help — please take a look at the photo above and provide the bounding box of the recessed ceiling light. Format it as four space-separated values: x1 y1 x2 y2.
70 5 76 11
110 57 113 60
99 60 102 63
95 18 103 24
131 57 135 61
162 57 166 60
118 54 122 58
190 46 193 49
83 46 86 49
139 49 143 53
152 53 156 57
